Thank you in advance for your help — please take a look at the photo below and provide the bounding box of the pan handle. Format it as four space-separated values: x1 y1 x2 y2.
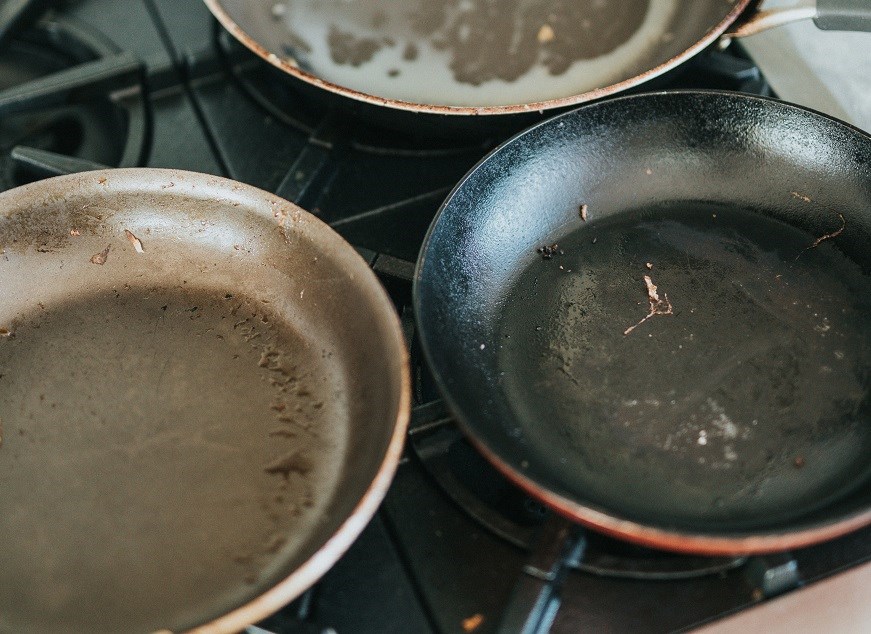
815 0 871 30
726 0 871 38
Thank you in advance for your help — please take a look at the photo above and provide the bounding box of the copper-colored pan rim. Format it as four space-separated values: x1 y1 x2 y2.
466 431 871 556
1 168 411 634
203 0 755 116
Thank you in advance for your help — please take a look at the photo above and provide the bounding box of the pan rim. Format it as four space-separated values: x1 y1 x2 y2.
202 0 754 116
413 90 871 555
0 168 411 633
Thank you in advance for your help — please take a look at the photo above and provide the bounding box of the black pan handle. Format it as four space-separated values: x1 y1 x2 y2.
815 0 871 31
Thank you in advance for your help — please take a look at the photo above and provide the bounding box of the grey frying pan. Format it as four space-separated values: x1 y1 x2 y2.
204 0 871 117
0 168 409 633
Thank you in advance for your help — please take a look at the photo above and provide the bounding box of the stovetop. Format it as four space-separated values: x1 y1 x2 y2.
2 1 868 632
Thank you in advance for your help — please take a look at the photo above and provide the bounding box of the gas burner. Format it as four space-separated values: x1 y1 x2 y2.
0 16 147 191
410 402 747 581
216 27 498 158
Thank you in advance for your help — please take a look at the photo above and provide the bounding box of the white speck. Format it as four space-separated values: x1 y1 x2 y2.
834 351 845 360
300 290 304 299
624 399 639 407
678 344 683 349
271 3 287 18
698 430 708 446
724 445 738 461
820 365 833 374
707 398 738 439
480 343 486 350
752 419 758 426
815 322 831 333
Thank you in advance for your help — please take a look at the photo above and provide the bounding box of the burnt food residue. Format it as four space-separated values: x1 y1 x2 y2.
317 0 649 85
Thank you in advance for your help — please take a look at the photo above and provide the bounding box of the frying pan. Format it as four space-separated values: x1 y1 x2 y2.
413 91 871 555
0 169 409 633
204 0 871 120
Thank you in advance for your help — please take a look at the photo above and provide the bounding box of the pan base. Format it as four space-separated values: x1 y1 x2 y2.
0 286 347 633
497 202 871 531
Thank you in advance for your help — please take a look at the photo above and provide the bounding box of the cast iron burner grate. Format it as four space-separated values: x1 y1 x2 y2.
0 5 147 191
215 26 496 157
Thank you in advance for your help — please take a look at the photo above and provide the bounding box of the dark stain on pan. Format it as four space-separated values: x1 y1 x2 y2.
317 0 649 84
0 203 110 253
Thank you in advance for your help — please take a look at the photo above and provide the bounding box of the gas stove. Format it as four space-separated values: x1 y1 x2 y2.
2 1 868 632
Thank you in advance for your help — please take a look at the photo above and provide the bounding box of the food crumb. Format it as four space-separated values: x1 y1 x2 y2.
69 228 81 236
124 229 144 253
0 328 11 337
645 262 653 270
794 455 805 469
623 274 674 336
462 614 485 632
537 24 555 43
791 191 812 204
537 243 560 260
90 245 111 265
579 203 588 221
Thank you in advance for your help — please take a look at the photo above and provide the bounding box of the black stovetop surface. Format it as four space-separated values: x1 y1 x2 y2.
2 1 868 632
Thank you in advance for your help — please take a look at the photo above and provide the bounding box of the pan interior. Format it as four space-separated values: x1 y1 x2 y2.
0 286 349 634
496 202 871 530
222 0 734 108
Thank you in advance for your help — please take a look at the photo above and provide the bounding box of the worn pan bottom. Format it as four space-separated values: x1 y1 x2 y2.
497 201 871 532
0 285 346 633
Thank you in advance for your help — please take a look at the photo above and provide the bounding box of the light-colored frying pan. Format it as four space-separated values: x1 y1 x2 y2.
205 0 871 116
0 168 409 633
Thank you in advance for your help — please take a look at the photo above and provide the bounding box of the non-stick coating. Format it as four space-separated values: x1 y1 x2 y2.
0 169 409 633
414 91 871 554
206 0 751 114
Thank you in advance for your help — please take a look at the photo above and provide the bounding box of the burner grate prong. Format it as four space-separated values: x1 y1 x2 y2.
11 145 108 178
0 51 142 116
0 0 51 49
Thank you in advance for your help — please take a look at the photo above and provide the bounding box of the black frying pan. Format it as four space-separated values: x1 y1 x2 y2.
414 91 871 555
204 0 871 120
0 169 409 633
